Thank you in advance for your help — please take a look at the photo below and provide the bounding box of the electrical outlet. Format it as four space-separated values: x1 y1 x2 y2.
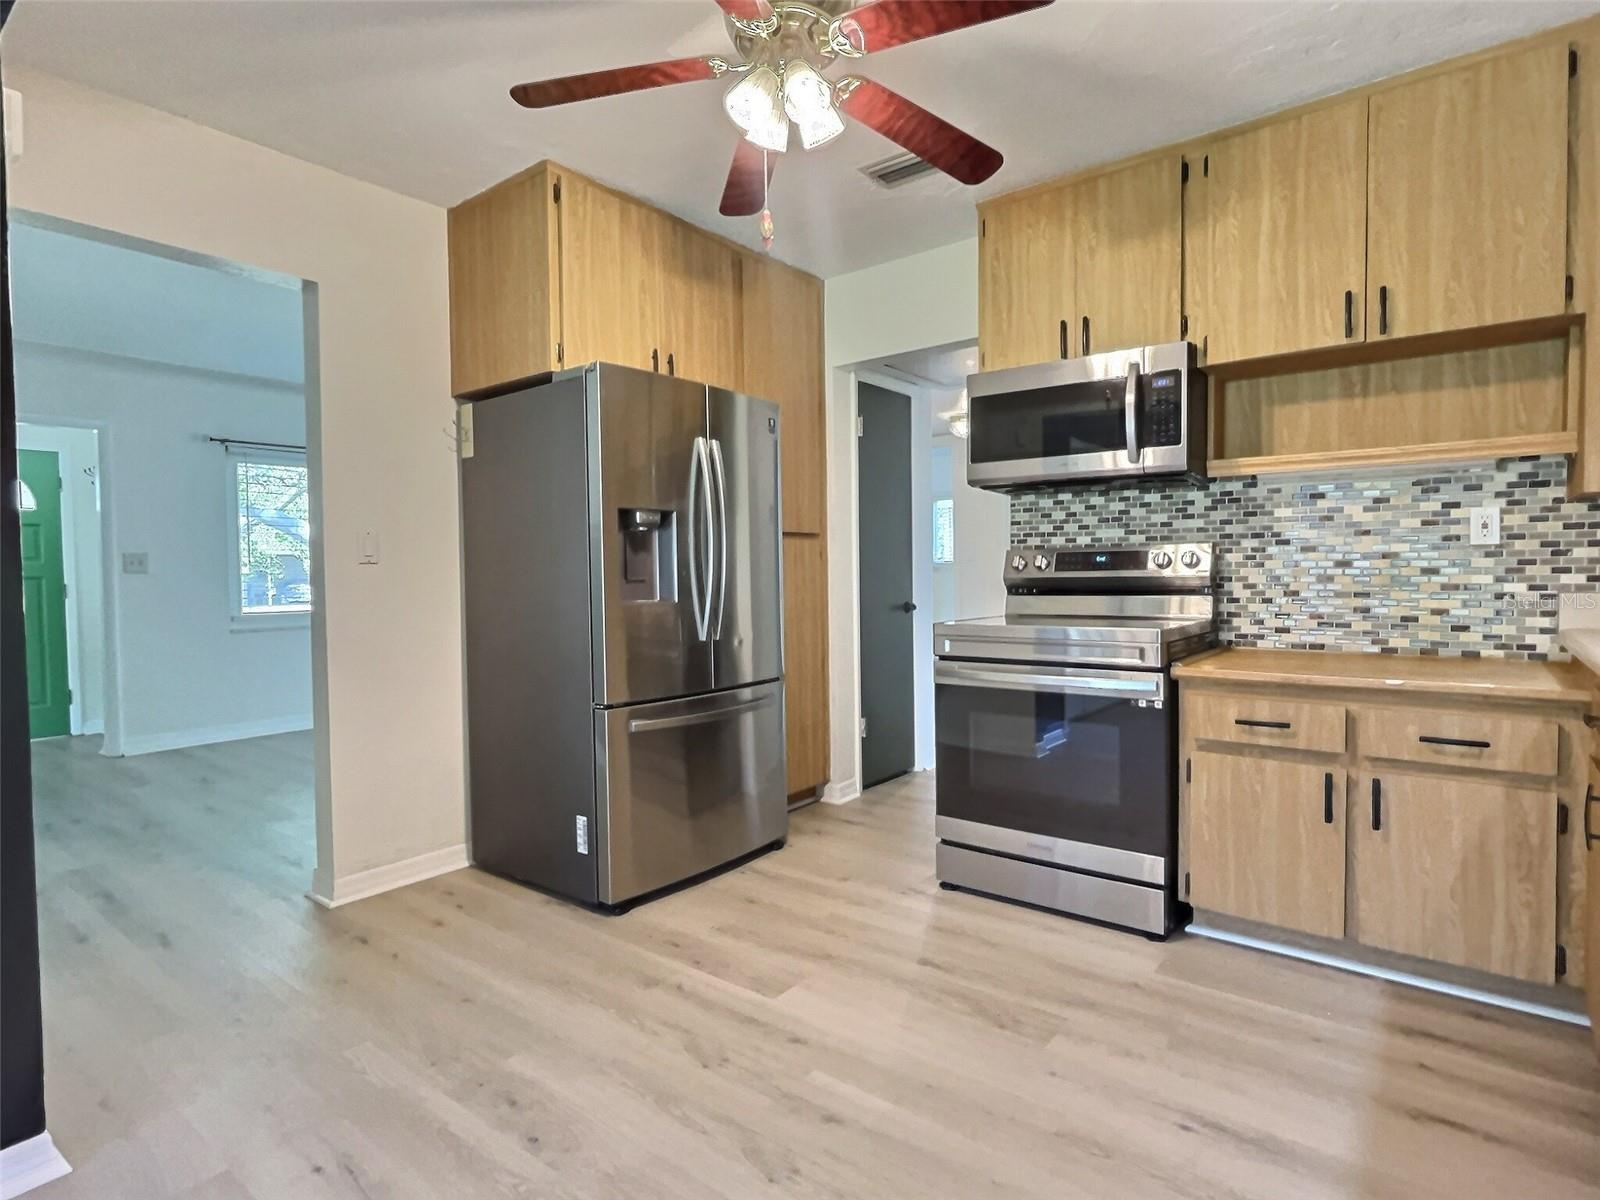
121 552 149 575
1469 505 1501 546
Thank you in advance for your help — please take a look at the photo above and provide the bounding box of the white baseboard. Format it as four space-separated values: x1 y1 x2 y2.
307 843 469 909
821 779 859 805
80 718 104 736
0 1131 71 1199
117 714 312 757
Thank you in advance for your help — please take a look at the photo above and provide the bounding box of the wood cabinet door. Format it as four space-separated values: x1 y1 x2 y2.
1190 100 1367 364
1366 43 1569 340
977 187 1074 371
1587 772 1600 1059
742 255 825 534
1072 155 1182 355
782 533 829 797
557 172 662 373
1351 772 1557 983
659 216 742 389
1187 751 1346 938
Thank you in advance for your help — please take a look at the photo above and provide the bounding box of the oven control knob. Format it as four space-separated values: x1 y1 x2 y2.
1011 554 1027 571
1150 550 1173 569
1033 554 1050 571
1180 549 1203 569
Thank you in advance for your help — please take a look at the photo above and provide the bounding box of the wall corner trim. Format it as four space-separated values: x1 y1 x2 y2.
821 779 860 806
0 1131 72 1199
306 843 469 909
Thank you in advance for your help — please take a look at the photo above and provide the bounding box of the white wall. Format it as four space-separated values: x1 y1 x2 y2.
16 421 104 735
823 239 978 802
9 68 462 901
17 345 311 755
947 437 1011 622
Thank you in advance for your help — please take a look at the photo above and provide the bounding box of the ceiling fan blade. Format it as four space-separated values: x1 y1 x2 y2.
511 57 719 109
833 0 1053 55
837 78 1002 186
720 139 778 217
714 0 775 20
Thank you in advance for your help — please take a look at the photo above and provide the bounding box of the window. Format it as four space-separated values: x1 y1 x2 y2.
933 497 954 565
229 450 311 622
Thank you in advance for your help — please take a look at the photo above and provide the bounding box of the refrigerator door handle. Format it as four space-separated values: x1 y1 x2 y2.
687 436 710 641
709 437 729 639
626 691 776 733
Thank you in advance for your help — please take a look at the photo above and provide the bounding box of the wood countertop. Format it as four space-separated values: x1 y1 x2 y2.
1172 647 1590 705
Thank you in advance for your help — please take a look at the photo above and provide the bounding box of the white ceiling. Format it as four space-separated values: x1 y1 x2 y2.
880 340 980 389
7 0 1599 277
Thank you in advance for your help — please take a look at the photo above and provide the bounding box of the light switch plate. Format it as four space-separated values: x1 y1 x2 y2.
1469 505 1501 546
121 551 149 575
359 529 379 565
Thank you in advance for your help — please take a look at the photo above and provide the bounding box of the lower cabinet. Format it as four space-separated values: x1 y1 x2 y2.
1188 752 1346 939
1351 772 1558 984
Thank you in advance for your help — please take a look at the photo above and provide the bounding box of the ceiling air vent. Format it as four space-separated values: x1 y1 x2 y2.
860 151 938 189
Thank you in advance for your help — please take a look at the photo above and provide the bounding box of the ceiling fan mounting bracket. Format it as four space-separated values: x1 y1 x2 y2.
726 2 855 72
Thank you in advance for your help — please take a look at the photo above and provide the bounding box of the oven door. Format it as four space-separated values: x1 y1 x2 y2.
934 660 1175 883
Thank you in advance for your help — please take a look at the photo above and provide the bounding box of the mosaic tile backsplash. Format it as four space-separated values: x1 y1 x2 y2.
1008 456 1600 660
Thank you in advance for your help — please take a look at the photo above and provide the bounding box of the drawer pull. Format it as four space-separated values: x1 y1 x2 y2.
1417 735 1491 750
1234 718 1292 730
1370 778 1382 832
1323 772 1334 825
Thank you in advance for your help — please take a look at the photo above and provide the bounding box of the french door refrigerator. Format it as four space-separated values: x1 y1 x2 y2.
460 362 787 908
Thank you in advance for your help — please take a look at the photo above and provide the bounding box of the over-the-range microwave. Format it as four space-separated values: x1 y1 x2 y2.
966 340 1207 489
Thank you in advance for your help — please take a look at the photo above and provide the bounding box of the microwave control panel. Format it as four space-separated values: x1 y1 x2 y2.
1145 371 1183 446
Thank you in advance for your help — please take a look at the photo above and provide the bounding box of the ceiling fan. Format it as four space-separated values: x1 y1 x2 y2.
511 0 1055 243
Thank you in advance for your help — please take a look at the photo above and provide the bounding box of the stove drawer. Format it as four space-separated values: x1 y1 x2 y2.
1187 693 1347 754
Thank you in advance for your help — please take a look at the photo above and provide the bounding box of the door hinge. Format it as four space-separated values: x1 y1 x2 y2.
1558 801 1570 836
859 716 867 738
980 217 986 238
1556 943 1568 978
66 687 72 704
1566 274 1575 303
1183 870 1191 898
1185 756 1191 784
1571 47 1579 78
1180 314 1189 338
61 582 68 599
553 179 562 204
1202 153 1209 178
1180 158 1189 185
856 414 864 437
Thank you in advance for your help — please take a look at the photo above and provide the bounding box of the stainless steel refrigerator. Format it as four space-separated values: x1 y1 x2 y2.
460 362 787 909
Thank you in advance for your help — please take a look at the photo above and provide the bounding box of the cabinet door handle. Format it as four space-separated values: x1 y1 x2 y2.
1370 778 1382 832
1234 718 1291 730
1378 285 1389 335
1324 772 1334 825
651 348 660 372
667 352 676 377
1418 735 1491 749
1343 290 1354 339
1585 785 1598 849
1081 315 1090 357
1059 318 1068 359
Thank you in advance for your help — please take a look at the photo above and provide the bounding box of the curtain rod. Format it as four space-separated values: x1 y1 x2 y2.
207 436 306 453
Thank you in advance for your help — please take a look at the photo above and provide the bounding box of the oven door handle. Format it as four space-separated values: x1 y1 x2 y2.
1123 359 1142 466
936 661 1164 701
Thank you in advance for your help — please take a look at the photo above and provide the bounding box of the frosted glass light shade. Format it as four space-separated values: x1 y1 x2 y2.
782 61 843 150
725 66 788 152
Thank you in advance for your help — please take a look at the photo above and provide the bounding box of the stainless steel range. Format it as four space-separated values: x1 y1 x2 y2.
932 543 1216 937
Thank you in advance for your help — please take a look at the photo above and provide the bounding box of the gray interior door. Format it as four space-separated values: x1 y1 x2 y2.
857 382 916 788
707 388 783 691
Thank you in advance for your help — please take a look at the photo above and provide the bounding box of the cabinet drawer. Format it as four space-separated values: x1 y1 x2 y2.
1360 706 1557 778
1187 694 1346 754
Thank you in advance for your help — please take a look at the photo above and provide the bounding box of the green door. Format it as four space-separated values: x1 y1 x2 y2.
18 449 71 738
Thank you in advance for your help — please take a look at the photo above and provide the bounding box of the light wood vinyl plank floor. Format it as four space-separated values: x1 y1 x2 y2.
25 735 1600 1199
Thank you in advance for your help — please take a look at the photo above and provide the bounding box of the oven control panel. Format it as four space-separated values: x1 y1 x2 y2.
1003 543 1213 587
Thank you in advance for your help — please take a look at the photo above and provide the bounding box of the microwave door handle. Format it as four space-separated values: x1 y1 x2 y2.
1123 360 1141 465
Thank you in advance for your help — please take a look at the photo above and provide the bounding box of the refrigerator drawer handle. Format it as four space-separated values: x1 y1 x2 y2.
686 437 708 641
710 437 729 640
628 693 775 734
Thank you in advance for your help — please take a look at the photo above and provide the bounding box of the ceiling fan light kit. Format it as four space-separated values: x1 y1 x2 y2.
511 0 1055 244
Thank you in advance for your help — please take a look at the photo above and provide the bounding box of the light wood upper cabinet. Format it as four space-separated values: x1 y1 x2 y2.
977 188 1074 371
658 213 742 387
557 171 662 374
1189 100 1368 363
1072 155 1182 355
1187 751 1346 939
1367 43 1570 340
742 255 825 533
1350 771 1557 983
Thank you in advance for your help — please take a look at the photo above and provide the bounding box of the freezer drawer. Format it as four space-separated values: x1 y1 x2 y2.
596 681 788 904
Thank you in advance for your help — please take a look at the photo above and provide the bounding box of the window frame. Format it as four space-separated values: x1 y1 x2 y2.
932 496 955 566
225 445 312 631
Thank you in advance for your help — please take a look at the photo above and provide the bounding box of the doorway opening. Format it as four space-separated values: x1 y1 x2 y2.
10 212 324 899
849 340 1010 793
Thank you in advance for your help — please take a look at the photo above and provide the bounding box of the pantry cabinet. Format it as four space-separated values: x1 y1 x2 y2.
977 187 1075 371
782 533 830 798
1187 751 1346 939
1186 100 1368 364
1366 43 1570 341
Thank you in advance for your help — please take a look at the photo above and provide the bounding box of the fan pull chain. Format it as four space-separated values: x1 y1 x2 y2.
759 148 774 253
